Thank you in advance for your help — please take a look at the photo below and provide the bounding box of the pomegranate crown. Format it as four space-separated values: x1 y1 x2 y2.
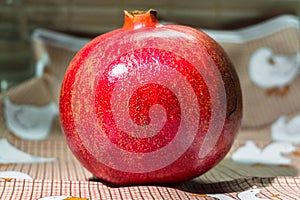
123 9 160 30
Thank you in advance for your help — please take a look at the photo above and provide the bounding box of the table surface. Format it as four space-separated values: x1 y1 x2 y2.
0 128 299 199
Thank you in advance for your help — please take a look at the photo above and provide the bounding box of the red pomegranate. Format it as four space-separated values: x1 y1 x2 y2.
59 9 242 186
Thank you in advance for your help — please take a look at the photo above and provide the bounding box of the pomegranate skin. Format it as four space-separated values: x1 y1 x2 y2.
59 10 242 186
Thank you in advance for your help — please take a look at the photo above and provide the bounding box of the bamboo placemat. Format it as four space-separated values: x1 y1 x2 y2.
0 138 299 199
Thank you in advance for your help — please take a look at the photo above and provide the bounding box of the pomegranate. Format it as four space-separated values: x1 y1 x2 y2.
59 9 242 185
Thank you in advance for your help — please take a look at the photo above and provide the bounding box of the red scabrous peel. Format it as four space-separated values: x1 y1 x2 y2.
59 9 242 186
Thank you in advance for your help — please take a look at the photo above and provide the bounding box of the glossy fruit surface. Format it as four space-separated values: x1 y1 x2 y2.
59 9 242 185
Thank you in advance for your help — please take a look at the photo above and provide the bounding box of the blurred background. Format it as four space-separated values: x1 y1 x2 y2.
0 0 300 93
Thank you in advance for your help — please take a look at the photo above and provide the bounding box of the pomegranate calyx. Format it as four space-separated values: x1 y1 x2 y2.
123 9 160 30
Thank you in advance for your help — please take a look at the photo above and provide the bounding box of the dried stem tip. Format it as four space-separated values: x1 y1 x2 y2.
123 9 160 30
